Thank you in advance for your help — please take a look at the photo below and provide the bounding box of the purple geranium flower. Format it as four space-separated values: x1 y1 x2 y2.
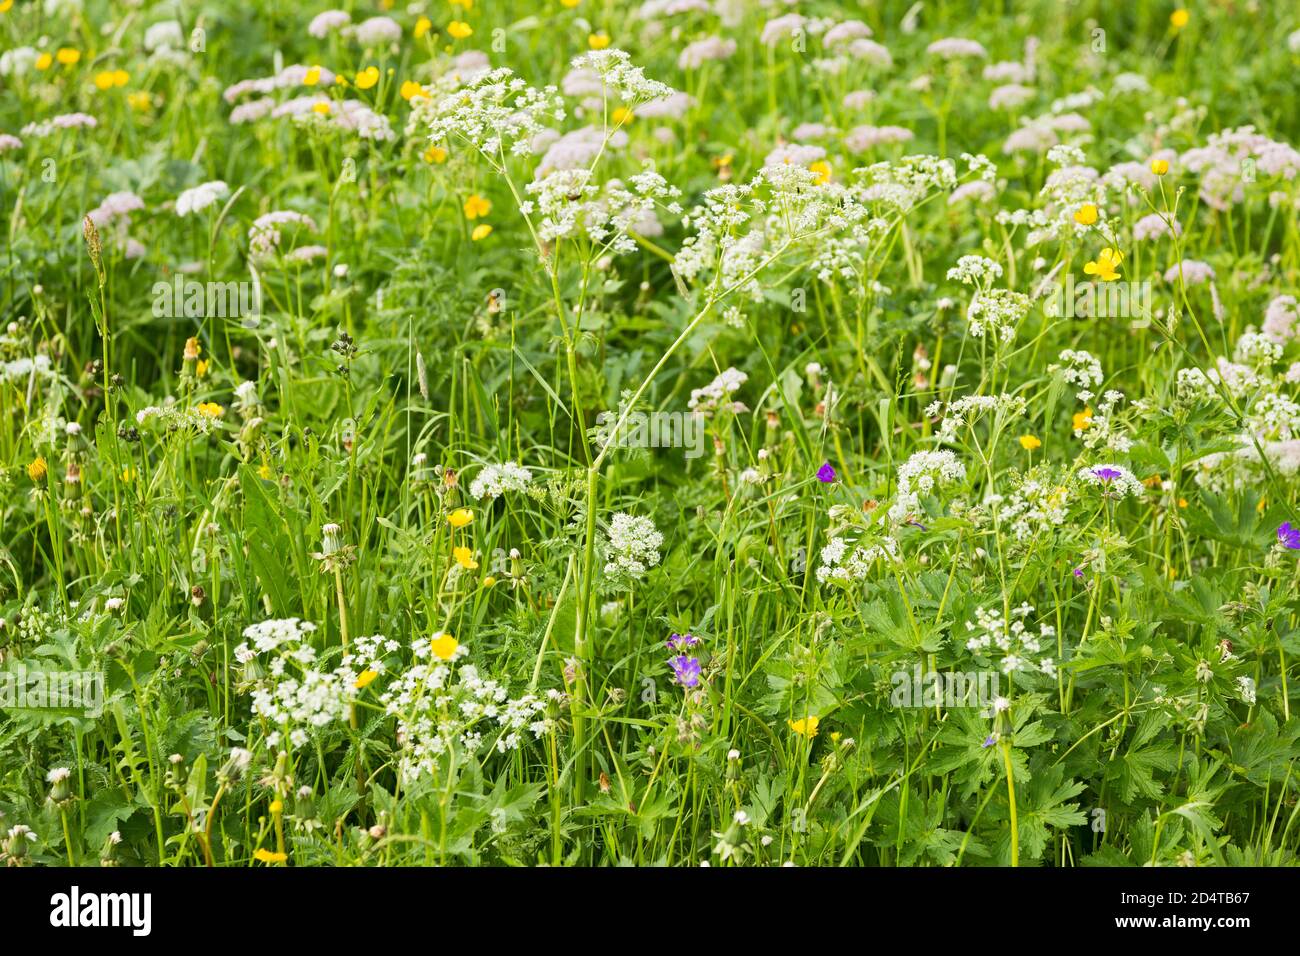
666 633 700 652
1278 522 1300 550
816 461 836 483
1072 566 1085 579
1092 466 1122 482
981 734 997 749
669 655 702 688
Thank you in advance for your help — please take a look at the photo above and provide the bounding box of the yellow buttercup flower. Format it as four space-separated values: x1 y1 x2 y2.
400 80 427 101
453 546 479 570
447 20 473 39
1018 434 1041 451
450 0 473 8
483 576 497 586
1170 9 1189 28
588 32 611 50
471 223 493 241
253 849 287 864
303 66 322 86
269 799 283 814
430 632 459 660
1150 158 1170 175
355 66 380 90
415 16 433 38
94 71 116 91
36 52 53 71
196 402 224 418
1083 247 1123 282
424 145 448 163
448 508 473 528
1073 407 1093 432
56 48 81 66
808 160 831 184
789 716 820 740
195 359 209 378
354 669 379 689
128 91 152 111
0 0 13 13
27 457 48 482
463 193 492 219
561 0 580 7
121 466 136 482
312 101 332 115
1073 203 1098 226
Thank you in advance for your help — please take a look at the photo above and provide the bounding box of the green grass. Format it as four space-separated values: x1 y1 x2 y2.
1 0 1300 867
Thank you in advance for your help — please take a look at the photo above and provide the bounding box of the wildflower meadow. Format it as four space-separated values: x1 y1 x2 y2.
3 0 1300 878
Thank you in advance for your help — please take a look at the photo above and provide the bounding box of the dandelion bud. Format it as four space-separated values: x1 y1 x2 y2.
218 747 252 783
183 336 201 362
321 523 343 555
191 585 206 607
765 410 779 431
46 767 72 803
367 824 387 840
4 824 36 860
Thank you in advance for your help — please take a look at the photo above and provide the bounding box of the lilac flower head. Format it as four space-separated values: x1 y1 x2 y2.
1278 522 1300 550
816 461 837 483
666 632 700 652
669 655 702 688
1091 466 1122 482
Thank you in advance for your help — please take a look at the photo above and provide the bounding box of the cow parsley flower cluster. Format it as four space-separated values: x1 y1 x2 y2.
964 603 1057 679
469 462 534 501
175 181 230 217
379 638 546 781
234 619 358 750
688 367 747 413
569 49 676 104
928 394 1027 444
816 529 900 584
889 449 967 522
602 512 664 587
415 67 565 163
1050 349 1105 402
